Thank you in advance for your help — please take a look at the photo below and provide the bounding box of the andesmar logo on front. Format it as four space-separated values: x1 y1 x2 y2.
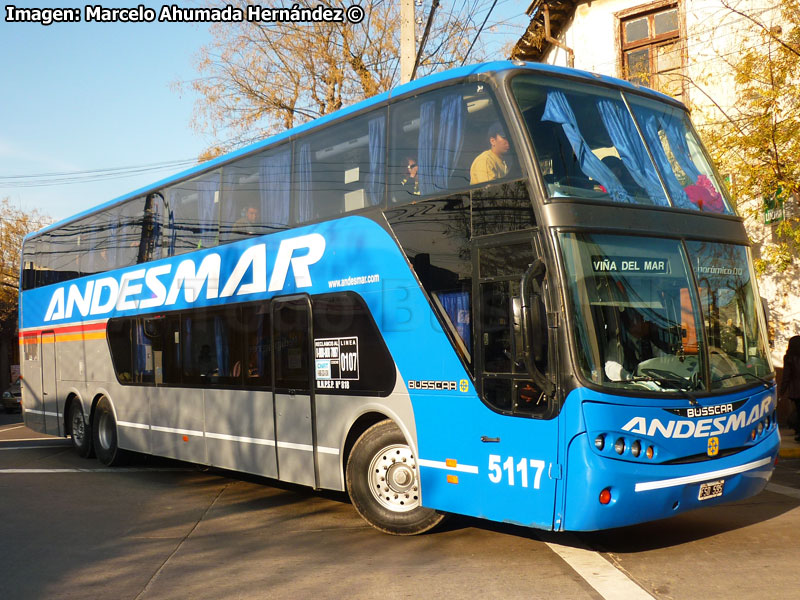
43 233 326 322
621 396 773 439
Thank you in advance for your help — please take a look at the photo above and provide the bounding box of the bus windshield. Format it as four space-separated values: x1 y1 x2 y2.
559 233 772 393
511 75 733 214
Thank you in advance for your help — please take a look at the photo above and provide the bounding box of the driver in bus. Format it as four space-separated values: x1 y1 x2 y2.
604 308 666 381
470 121 510 185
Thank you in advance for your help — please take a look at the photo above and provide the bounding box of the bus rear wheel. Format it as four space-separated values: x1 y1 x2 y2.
346 420 444 535
68 401 93 458
93 397 126 466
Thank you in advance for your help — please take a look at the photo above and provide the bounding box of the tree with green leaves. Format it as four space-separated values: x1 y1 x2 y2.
692 0 800 274
0 198 49 326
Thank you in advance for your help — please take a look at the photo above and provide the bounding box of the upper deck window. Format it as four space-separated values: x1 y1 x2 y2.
511 75 733 215
388 83 521 202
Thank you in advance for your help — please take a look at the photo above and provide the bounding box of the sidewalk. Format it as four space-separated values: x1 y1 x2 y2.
779 427 800 459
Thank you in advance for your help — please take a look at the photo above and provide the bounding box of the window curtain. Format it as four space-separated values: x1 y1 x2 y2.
417 100 437 195
297 143 313 222
197 179 218 249
84 222 98 274
439 291 471 350
182 318 192 375
106 215 118 270
167 191 179 255
221 170 239 240
260 149 292 228
214 316 229 377
433 94 465 192
542 91 632 203
147 195 164 260
658 112 701 184
134 321 152 381
596 99 669 207
635 110 694 209
367 115 386 206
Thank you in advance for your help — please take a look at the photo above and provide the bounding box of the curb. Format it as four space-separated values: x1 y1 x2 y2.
779 446 800 459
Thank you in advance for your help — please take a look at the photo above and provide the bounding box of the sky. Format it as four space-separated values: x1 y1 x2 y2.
0 1 531 226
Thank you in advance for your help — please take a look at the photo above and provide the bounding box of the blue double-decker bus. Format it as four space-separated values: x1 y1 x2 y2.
18 61 777 534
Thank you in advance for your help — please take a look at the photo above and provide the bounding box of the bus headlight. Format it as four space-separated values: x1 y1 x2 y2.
614 438 625 455
631 440 641 458
594 434 606 451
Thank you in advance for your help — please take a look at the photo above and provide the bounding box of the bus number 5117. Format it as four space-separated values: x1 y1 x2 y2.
488 455 545 489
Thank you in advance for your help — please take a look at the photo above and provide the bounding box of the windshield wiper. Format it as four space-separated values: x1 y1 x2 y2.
630 373 700 406
712 371 773 389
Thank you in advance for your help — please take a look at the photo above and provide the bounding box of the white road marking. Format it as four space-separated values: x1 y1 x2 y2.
0 437 66 442
0 425 26 432
766 482 800 500
0 468 193 474
0 443 72 450
545 535 655 600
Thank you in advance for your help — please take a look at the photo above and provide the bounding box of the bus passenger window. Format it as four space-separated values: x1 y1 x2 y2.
294 109 386 223
221 147 291 244
388 83 519 204
241 304 271 386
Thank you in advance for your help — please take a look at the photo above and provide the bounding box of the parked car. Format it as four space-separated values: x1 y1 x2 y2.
2 381 22 413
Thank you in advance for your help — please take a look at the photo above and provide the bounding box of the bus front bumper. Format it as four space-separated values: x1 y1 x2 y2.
561 429 779 531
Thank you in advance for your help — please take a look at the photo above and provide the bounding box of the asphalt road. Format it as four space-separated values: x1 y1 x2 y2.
1 411 798 600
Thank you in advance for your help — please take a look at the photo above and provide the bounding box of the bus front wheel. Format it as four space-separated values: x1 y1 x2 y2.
93 397 126 466
346 420 444 535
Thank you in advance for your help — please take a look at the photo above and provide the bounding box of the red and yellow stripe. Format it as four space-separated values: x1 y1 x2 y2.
19 321 108 345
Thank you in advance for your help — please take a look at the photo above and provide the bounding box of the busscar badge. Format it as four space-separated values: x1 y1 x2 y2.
707 436 719 457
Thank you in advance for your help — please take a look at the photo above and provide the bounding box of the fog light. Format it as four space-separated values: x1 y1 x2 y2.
631 440 641 458
614 438 625 455
646 445 654 459
599 488 612 505
595 434 606 451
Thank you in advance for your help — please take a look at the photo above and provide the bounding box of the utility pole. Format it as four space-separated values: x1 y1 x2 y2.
400 0 415 84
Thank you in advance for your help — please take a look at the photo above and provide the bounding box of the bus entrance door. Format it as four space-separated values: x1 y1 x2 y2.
40 332 58 435
271 297 319 489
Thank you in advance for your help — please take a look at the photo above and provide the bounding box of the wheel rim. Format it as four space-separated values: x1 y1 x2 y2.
98 411 113 450
368 443 420 512
71 408 85 445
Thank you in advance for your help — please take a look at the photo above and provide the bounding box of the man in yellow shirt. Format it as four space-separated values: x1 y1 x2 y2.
470 122 510 185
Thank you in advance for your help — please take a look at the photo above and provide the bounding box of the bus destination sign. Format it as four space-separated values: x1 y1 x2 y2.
591 256 669 274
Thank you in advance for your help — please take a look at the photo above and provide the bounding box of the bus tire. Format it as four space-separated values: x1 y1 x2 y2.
68 401 94 458
93 397 126 467
346 420 444 535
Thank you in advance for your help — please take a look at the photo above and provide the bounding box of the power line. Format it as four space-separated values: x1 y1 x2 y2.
411 0 440 81
0 158 200 189
461 0 500 66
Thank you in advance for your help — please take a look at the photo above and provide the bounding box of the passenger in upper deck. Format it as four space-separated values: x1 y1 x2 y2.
400 156 420 196
234 205 260 234
470 122 510 185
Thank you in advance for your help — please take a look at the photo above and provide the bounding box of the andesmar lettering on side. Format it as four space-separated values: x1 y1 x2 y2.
42 234 325 322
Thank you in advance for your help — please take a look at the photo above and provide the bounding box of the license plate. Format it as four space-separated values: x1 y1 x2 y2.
698 479 724 501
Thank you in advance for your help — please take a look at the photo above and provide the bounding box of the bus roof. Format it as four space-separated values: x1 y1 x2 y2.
28 60 682 240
